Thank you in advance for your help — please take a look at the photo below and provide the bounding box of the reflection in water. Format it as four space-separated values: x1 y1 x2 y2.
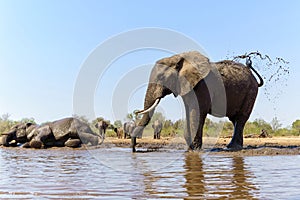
184 152 205 198
231 156 258 199
0 148 106 198
133 151 187 199
183 153 259 199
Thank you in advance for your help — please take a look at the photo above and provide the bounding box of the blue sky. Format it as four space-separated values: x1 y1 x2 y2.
0 0 299 127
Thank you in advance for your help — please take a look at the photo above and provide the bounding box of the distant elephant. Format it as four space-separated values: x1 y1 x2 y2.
114 127 124 139
152 120 162 139
95 120 108 139
1 117 102 148
132 51 263 152
123 121 136 139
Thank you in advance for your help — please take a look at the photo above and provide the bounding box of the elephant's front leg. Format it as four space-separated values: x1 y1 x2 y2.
190 110 206 151
184 104 193 149
184 95 204 151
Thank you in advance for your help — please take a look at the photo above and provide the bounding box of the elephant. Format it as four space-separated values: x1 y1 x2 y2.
113 127 124 139
95 120 108 139
0 117 102 148
123 121 136 139
152 120 162 139
131 51 263 152
0 122 37 147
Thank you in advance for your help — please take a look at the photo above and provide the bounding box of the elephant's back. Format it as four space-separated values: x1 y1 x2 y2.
72 118 95 135
50 117 96 140
50 118 74 139
214 61 259 117
215 61 259 88
51 118 73 129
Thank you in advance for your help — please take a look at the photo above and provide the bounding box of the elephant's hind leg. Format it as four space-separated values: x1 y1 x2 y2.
227 116 247 150
227 89 257 150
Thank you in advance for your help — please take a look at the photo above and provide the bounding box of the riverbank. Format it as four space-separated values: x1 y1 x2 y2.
104 136 300 155
1 136 300 156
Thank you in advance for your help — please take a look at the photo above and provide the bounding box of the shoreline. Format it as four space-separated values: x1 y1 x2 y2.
106 136 300 146
104 136 300 156
1 136 300 156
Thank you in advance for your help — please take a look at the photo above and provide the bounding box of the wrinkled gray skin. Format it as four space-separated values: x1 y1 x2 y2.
0 122 37 147
132 51 263 152
1 117 101 148
123 121 137 139
152 120 162 139
95 120 108 139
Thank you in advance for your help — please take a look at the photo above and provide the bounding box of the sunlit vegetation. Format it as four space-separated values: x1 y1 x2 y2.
1 112 299 137
0 113 36 135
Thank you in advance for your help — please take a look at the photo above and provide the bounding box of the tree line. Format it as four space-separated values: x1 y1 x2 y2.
1 113 300 137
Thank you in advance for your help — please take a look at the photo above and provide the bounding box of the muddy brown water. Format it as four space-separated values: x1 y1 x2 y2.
0 147 300 199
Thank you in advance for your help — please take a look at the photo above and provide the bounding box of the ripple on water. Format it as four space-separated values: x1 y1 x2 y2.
1 148 300 199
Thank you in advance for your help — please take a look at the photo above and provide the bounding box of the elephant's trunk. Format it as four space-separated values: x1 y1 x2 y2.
131 83 163 152
137 110 153 127
138 83 163 127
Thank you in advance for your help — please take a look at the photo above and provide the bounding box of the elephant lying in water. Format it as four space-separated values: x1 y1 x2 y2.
0 122 37 146
0 117 102 148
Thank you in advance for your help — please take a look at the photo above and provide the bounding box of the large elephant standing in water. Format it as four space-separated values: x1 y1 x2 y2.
1 117 102 148
132 51 263 152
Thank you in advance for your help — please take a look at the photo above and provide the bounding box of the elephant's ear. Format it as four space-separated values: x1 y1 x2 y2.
177 51 211 96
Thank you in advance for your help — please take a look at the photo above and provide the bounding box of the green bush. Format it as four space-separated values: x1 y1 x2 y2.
0 114 24 135
105 129 117 137
274 128 299 136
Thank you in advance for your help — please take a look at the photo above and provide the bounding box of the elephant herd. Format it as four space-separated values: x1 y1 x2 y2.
121 120 162 139
1 51 263 152
0 117 163 149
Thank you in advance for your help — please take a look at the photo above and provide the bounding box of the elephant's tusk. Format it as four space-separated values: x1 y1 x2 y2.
135 99 160 115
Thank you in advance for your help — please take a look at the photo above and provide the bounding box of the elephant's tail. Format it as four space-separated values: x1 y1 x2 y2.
246 58 264 87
